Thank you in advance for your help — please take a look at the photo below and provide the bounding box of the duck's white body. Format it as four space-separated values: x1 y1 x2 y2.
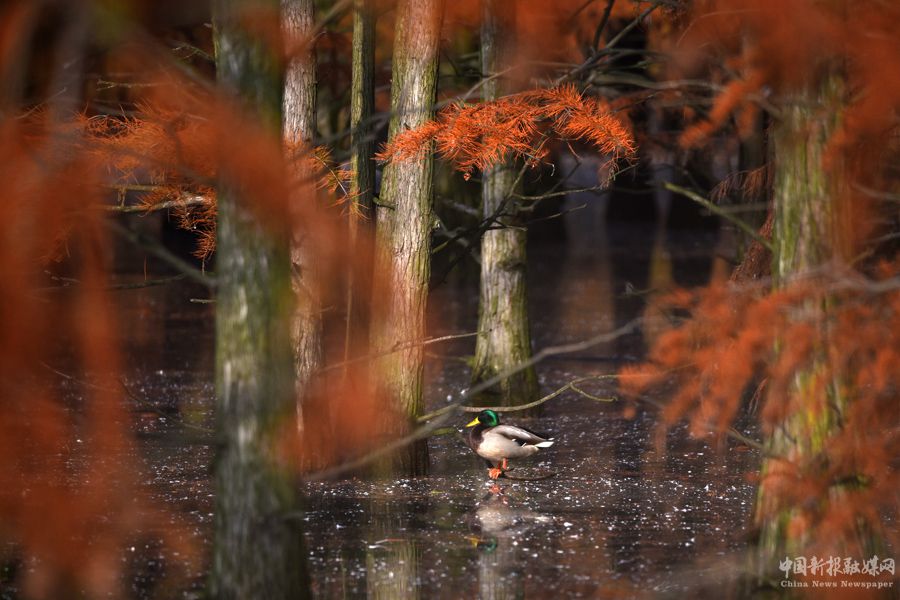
474 425 555 462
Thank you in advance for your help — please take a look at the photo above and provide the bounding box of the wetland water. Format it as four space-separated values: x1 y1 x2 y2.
36 223 762 598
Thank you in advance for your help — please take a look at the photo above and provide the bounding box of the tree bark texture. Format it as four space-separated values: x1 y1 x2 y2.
471 0 539 409
210 2 309 598
282 0 323 406
344 0 377 366
755 79 846 567
371 0 443 476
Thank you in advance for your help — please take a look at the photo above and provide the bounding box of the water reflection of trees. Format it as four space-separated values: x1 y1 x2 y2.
365 498 421 600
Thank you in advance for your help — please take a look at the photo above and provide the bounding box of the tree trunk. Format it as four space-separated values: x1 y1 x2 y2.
210 1 309 598
370 0 443 476
755 78 846 569
471 0 539 409
282 0 323 408
343 0 377 369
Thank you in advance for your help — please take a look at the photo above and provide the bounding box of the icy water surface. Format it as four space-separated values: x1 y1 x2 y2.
301 404 758 598
24 224 764 598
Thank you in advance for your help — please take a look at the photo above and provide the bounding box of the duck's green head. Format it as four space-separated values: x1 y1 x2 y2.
465 409 500 428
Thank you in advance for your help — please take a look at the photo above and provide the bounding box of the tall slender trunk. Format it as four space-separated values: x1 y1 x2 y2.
755 78 848 568
344 0 377 369
282 0 323 408
371 0 443 476
210 1 309 597
471 0 539 409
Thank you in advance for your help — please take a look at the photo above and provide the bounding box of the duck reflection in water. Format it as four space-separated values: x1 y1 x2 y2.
466 488 552 600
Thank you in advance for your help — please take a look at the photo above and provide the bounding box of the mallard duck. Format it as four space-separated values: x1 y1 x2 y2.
465 409 554 479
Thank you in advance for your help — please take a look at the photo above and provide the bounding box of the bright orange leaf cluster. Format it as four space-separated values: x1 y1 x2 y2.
620 265 900 553
378 85 636 180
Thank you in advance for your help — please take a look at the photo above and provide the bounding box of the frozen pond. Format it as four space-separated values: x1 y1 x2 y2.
19 223 764 598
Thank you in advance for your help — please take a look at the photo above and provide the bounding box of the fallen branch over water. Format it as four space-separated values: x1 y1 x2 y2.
500 470 557 481
304 321 641 482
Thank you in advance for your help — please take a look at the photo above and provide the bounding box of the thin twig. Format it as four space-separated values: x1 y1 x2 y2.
664 182 774 252
555 1 662 85
100 194 210 214
302 409 456 482
319 330 484 373
634 392 765 452
592 0 617 51
303 322 641 481
104 274 189 290
432 158 535 286
39 362 214 434
602 2 658 51
515 185 608 201
106 219 215 288
501 470 557 481
523 202 588 225
420 374 618 421
569 381 615 402
38 272 189 292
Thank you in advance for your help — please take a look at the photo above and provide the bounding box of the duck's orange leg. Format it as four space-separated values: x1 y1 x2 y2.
487 459 510 479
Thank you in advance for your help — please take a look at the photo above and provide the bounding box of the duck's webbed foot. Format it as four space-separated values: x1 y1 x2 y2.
487 458 510 479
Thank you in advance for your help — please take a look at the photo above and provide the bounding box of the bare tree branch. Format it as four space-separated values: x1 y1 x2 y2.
302 320 640 481
106 219 216 287
664 182 774 252
100 193 210 214
319 330 485 373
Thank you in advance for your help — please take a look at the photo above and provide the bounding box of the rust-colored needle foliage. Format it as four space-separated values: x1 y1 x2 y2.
620 266 900 555
622 0 900 565
0 4 386 595
679 0 900 160
84 104 355 261
674 1 900 258
378 85 636 179
0 113 194 598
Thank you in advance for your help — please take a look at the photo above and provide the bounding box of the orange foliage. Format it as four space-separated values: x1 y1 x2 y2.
0 8 377 597
678 0 900 157
83 100 356 261
622 0 900 565
378 85 636 180
620 265 900 554
0 112 194 597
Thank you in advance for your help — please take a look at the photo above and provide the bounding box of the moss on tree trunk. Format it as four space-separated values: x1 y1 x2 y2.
471 0 539 410
756 78 847 570
210 2 309 597
370 0 443 476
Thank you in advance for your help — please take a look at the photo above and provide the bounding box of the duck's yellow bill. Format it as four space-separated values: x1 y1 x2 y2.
465 417 480 428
